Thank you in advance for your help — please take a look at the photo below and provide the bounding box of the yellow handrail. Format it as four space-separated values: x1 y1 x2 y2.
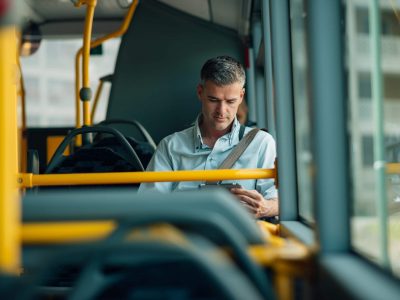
81 0 97 127
0 26 20 274
387 162 400 174
22 221 116 244
75 45 82 145
75 0 139 130
18 168 276 188
16 36 27 173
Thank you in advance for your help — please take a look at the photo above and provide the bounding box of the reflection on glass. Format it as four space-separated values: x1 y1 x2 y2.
20 38 121 127
347 0 400 277
290 0 314 222
24 77 40 103
48 79 74 106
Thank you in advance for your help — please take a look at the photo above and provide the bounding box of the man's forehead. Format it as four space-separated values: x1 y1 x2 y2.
203 80 244 90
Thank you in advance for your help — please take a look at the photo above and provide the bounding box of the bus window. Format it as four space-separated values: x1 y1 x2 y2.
347 1 400 277
290 0 314 223
20 38 121 127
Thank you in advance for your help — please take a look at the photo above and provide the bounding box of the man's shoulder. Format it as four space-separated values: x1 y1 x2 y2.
159 126 194 145
244 127 275 142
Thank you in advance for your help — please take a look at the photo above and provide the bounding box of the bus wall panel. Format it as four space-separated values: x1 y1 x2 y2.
107 0 243 143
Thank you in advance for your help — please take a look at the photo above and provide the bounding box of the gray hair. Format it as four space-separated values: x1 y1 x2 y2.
200 56 245 87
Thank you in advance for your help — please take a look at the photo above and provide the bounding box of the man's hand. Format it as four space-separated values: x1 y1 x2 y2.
230 188 278 218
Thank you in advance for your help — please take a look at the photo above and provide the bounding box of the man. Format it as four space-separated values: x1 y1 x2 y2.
139 56 278 218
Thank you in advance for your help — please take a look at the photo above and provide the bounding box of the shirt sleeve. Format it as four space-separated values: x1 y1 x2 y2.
256 134 278 200
138 138 174 193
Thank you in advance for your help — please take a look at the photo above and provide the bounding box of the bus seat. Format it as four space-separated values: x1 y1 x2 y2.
34 238 267 300
26 127 74 174
106 210 274 299
96 118 157 150
49 146 139 174
0 274 33 300
45 126 144 174
106 0 243 143
93 119 156 168
92 135 154 169
23 189 264 245
23 189 274 299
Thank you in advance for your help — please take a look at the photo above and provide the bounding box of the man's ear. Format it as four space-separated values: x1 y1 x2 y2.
197 84 203 100
239 88 245 102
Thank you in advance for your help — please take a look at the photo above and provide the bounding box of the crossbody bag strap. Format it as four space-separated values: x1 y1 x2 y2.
238 124 246 141
218 127 260 170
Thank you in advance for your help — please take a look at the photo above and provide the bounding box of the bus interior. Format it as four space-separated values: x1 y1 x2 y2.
1 0 400 299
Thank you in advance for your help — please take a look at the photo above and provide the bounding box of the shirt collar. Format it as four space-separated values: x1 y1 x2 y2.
229 117 241 145
193 114 204 152
193 115 241 152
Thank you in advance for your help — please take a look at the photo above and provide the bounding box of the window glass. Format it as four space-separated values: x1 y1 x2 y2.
347 0 400 277
290 0 314 222
20 38 121 127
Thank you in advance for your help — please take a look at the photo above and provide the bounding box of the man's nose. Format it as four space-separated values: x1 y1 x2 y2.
216 101 226 111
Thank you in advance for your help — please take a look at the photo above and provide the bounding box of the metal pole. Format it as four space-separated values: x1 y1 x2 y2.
0 26 20 274
309 0 350 252
369 0 389 267
261 0 276 138
270 0 298 220
251 17 267 128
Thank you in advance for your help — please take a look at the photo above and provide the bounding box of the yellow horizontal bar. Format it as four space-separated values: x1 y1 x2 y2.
248 241 310 267
22 221 115 244
18 168 276 188
22 220 282 245
22 220 310 273
387 163 400 174
257 220 280 236
21 222 193 247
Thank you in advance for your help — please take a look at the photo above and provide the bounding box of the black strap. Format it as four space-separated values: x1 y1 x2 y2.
206 127 260 185
239 125 245 141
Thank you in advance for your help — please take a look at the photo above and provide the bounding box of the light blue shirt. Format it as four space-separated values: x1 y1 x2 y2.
139 117 278 199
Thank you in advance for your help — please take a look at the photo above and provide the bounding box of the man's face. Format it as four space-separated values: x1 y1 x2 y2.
197 80 244 132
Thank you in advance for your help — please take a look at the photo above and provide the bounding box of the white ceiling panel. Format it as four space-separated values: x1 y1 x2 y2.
210 0 242 30
22 0 250 36
159 0 211 21
26 0 126 21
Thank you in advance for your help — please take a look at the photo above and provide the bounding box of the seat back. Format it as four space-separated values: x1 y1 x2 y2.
0 274 33 300
106 0 243 143
45 126 144 174
34 238 265 300
23 189 275 299
23 189 264 245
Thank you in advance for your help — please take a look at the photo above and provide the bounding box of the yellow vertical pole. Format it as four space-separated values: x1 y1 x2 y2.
75 0 138 132
75 50 82 146
81 0 97 127
0 26 20 274
17 46 27 173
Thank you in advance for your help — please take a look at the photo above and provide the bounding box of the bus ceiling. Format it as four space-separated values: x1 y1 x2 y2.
20 0 253 38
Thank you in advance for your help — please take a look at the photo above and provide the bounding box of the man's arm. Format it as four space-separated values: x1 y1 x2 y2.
138 139 174 193
229 131 279 218
230 188 278 218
